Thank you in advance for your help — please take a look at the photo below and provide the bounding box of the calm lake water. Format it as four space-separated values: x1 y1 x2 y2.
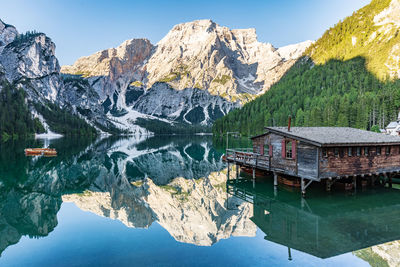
0 136 398 266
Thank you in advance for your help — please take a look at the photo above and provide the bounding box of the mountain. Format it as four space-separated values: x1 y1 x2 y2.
213 0 400 136
61 20 311 132
0 19 100 138
0 18 311 136
62 20 312 103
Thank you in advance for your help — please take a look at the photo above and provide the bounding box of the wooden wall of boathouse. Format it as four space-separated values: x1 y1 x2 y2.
252 133 319 180
319 146 400 178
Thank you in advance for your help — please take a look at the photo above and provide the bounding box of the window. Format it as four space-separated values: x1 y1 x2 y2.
264 144 269 156
364 147 369 156
348 147 352 157
334 148 339 157
376 147 381 155
339 148 344 158
286 141 293 159
356 147 361 156
322 148 328 158
386 146 391 156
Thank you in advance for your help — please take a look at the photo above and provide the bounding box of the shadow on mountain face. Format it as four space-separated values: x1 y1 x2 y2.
214 56 400 136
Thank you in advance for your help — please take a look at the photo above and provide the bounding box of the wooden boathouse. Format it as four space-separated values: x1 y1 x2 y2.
226 127 400 196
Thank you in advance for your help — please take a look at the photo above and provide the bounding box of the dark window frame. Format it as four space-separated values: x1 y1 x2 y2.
322 148 328 158
334 148 339 157
364 147 369 156
348 147 352 157
376 147 381 155
386 146 391 156
286 140 293 159
264 144 269 156
339 148 344 158
356 147 361 156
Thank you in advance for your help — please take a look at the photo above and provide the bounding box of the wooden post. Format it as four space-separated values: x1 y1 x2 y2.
389 174 393 188
252 168 256 188
384 173 388 187
301 178 306 197
236 164 239 180
353 176 357 192
227 162 230 180
326 178 332 192
274 173 278 187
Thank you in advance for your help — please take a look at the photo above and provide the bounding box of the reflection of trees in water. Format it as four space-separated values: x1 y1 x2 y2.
0 137 102 256
229 179 400 261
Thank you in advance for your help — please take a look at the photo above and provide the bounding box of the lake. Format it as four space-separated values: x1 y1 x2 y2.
0 135 398 267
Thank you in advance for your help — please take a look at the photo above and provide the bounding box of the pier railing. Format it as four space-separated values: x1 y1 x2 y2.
226 148 270 170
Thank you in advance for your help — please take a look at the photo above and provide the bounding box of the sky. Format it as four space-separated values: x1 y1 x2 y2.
0 0 370 65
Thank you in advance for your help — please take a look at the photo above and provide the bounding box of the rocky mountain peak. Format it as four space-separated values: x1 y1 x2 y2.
0 19 18 54
62 20 312 105
62 38 153 79
145 20 306 102
167 19 217 35
57 20 312 132
0 30 61 101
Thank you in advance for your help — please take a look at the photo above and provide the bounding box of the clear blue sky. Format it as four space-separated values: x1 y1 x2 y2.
0 0 370 65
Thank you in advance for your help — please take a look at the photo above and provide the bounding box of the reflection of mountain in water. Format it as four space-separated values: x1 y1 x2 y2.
105 136 226 185
228 178 400 263
63 171 256 246
63 135 256 245
0 136 255 255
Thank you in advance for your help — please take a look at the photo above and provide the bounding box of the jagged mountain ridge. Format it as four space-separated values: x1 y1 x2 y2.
0 17 311 134
61 19 312 129
62 20 312 103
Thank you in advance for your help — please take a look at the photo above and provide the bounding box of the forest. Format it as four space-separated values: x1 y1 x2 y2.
0 81 45 140
0 80 97 140
212 57 400 136
34 102 97 137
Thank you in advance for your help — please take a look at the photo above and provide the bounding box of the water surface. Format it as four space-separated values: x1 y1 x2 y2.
0 136 397 266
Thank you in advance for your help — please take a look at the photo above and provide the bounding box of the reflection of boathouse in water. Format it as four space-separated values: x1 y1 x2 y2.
227 179 400 259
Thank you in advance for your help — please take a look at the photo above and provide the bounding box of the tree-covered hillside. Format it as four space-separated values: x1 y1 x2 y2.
0 81 45 139
0 80 97 140
306 0 398 80
212 57 400 136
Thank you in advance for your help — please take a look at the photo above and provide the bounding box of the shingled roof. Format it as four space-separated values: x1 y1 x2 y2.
257 127 400 147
